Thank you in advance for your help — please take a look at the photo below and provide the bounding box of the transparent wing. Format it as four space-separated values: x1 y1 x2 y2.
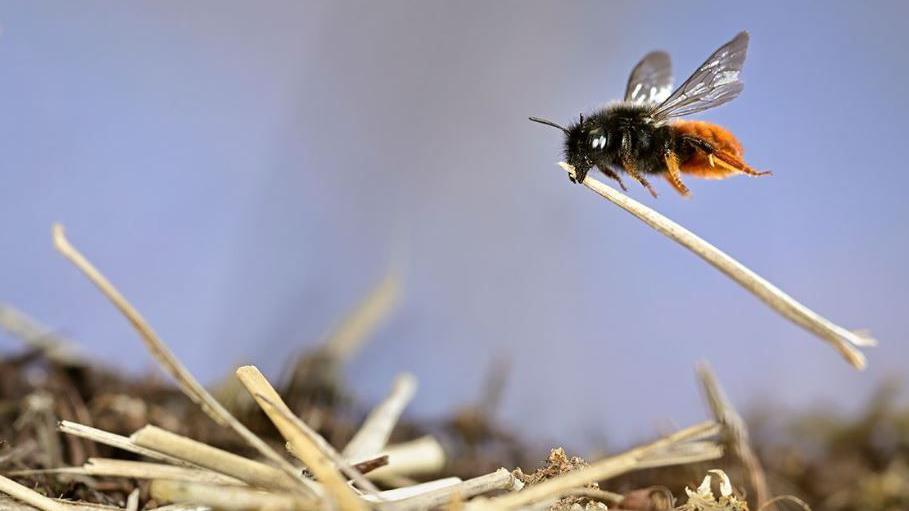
651 32 749 120
624 51 673 105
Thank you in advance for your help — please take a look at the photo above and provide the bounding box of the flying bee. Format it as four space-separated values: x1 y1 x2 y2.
530 31 770 197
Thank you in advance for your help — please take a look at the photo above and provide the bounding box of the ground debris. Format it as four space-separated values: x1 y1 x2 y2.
515 448 609 511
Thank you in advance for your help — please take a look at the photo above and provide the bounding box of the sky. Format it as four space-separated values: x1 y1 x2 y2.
0 1 906 448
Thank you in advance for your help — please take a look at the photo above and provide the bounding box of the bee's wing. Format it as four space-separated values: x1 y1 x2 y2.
650 32 749 120
624 51 673 105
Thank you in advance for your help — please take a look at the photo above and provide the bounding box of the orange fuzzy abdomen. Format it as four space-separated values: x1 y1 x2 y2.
672 120 745 178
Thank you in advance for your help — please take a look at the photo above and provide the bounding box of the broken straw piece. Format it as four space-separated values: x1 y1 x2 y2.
342 373 417 461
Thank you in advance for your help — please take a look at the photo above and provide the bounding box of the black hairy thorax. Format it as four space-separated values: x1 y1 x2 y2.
564 103 675 177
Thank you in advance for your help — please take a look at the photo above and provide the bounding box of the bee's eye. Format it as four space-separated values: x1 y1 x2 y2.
589 134 607 149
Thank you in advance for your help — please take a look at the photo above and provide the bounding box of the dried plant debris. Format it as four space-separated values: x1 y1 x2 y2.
515 449 610 511
678 470 747 511
0 226 898 510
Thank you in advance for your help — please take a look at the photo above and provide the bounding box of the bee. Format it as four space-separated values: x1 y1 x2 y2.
530 31 769 197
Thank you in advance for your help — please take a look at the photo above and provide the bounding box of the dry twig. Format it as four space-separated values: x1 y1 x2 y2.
149 480 313 511
342 373 417 461
364 436 446 482
323 271 400 362
698 361 770 507
234 366 369 511
0 475 69 511
51 225 313 496
558 163 876 369
391 469 521 511
57 421 192 468
129 426 298 492
124 490 138 511
82 458 244 486
0 305 87 366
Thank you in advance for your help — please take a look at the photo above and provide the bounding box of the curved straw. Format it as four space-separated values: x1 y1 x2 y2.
558 162 875 370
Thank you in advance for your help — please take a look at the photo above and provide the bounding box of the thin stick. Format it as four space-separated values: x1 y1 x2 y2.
362 478 462 502
236 366 380 495
149 480 314 511
390 469 521 511
0 475 69 511
363 436 446 482
558 163 875 369
323 270 400 362
342 373 417 461
124 490 139 511
697 362 770 507
0 304 87 366
130 425 298 492
487 421 720 510
632 443 724 469
51 225 313 496
58 421 193 468
82 458 245 486
234 366 369 511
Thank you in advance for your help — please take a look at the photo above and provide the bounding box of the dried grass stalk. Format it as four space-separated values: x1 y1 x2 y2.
234 366 368 511
390 469 521 511
364 436 446 481
0 304 86 366
124 489 139 511
362 478 462 502
51 225 313 495
149 480 315 511
57 421 193 468
697 362 770 506
129 426 296 492
558 163 875 369
0 475 69 511
342 373 417 461
323 270 400 362
82 458 245 486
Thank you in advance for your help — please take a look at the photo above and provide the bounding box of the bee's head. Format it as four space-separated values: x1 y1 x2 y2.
529 113 592 182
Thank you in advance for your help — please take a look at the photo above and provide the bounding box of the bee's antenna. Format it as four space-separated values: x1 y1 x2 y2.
529 116 569 134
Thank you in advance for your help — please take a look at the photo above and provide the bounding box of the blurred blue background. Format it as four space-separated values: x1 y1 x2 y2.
0 1 906 447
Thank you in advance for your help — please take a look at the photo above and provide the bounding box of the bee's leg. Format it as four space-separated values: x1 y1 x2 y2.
681 136 771 177
621 158 658 198
597 166 628 191
663 151 690 197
